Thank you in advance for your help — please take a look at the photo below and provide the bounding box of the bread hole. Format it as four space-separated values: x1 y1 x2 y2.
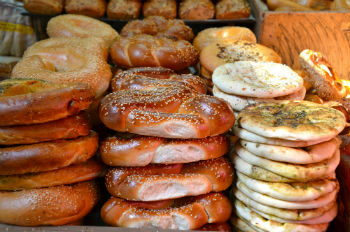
37 49 85 72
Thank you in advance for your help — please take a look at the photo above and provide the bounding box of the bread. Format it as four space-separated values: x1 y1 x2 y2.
107 0 141 19
142 0 177 19
121 16 194 41
110 34 198 71
216 0 251 19
179 0 215 20
101 192 232 229
105 157 233 201
0 79 94 126
0 131 98 175
65 0 106 18
100 134 228 166
23 0 63 15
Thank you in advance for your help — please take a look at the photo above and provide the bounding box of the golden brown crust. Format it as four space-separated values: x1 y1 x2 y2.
0 79 94 126
101 192 232 229
0 131 98 175
142 0 177 19
100 134 229 166
65 0 106 18
121 16 194 41
216 0 251 19
0 158 105 190
0 181 99 226
200 40 282 74
110 34 198 71
0 113 90 145
105 157 233 201
23 0 63 15
107 0 141 19
179 0 215 20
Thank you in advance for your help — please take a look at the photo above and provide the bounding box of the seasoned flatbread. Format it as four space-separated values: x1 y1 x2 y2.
236 172 338 202
236 181 338 209
212 61 303 98
233 188 337 221
234 199 330 232
236 144 340 181
237 101 346 141
230 215 262 232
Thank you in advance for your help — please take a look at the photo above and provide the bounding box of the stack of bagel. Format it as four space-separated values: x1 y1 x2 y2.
0 78 104 226
98 67 236 230
230 100 346 232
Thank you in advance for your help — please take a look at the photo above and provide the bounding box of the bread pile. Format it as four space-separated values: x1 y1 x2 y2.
98 67 236 230
230 100 346 232
0 78 104 226
212 61 305 113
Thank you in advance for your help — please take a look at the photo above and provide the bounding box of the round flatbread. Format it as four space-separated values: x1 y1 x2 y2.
236 172 338 202
231 215 263 232
236 143 340 181
233 125 324 147
212 62 303 98
233 188 337 221
240 137 340 164
237 100 346 141
236 181 338 209
234 199 330 232
276 86 306 100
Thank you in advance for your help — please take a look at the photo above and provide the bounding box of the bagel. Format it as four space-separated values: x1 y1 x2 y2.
105 157 233 201
11 37 112 98
200 40 281 75
0 131 98 175
193 27 257 51
47 14 119 46
0 158 105 190
0 181 99 226
111 70 207 94
110 34 198 71
0 79 94 126
142 0 177 19
0 113 90 145
23 0 63 15
100 86 235 138
101 192 232 230
121 16 194 41
100 134 228 166
65 0 106 18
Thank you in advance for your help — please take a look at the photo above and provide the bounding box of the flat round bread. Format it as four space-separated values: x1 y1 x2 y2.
236 172 338 202
276 86 306 100
230 215 263 232
236 181 338 209
212 62 303 98
237 100 346 141
236 144 340 181
240 137 340 164
234 199 330 232
233 125 324 147
233 187 337 221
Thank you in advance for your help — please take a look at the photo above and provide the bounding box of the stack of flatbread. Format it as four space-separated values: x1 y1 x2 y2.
230 100 346 232
212 61 306 114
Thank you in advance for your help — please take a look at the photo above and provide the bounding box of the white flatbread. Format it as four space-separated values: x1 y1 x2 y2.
240 137 340 164
233 125 325 147
237 100 346 141
231 215 263 232
212 61 304 98
276 86 306 101
234 199 330 232
236 181 338 209
236 172 338 202
233 187 337 221
236 143 340 181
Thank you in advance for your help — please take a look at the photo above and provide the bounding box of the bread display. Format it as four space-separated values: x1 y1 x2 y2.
142 0 177 19
23 0 63 15
179 0 215 20
107 0 141 19
65 0 106 18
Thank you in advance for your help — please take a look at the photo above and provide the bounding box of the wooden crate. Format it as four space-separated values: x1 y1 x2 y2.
250 0 350 80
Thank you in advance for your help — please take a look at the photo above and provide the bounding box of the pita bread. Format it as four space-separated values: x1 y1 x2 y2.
233 188 337 221
237 100 346 141
236 172 338 202
234 199 330 232
212 62 303 98
236 143 340 181
240 137 340 164
231 215 263 232
236 181 338 209
276 86 306 101
233 125 325 147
